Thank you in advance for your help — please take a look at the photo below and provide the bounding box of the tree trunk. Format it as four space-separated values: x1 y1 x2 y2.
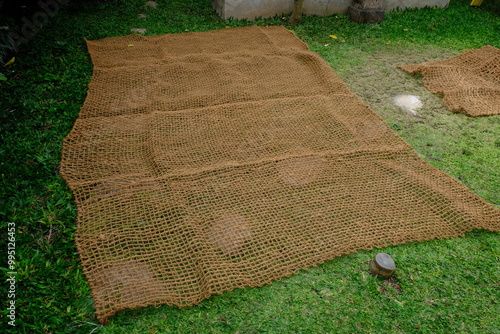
289 0 304 27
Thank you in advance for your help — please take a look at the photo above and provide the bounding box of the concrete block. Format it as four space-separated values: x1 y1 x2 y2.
383 0 449 11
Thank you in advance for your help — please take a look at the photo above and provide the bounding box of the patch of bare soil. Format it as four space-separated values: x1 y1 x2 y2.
379 276 402 295
333 45 500 208
338 45 457 123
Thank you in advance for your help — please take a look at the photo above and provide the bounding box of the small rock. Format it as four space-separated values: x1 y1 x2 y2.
145 1 158 8
130 28 147 34
392 94 422 115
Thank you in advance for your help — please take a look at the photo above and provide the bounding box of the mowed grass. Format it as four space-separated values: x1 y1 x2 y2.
0 0 499 333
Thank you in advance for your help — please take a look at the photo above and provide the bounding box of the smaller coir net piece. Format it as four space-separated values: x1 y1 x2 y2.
399 45 500 117
61 27 500 324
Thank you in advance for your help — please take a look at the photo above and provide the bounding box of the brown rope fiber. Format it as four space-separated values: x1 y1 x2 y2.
60 26 500 323
399 45 500 117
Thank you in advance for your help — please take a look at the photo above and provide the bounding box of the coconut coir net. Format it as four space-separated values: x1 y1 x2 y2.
399 45 500 117
60 26 500 323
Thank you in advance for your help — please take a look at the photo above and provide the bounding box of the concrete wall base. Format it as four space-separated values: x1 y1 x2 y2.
212 0 450 20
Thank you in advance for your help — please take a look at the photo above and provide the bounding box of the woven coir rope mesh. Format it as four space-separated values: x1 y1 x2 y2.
398 45 500 117
60 26 500 323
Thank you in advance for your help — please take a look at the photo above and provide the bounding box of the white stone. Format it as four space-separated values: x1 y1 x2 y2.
130 28 147 34
392 94 423 115
145 1 158 9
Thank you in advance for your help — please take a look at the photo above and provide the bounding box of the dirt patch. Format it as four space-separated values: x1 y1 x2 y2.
378 276 402 295
332 44 500 207
331 45 464 149
337 45 457 121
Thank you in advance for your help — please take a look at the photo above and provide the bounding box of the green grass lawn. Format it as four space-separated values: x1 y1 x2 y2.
1 0 499 333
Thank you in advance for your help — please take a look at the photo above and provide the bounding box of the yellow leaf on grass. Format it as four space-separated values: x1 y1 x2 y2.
3 56 15 67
